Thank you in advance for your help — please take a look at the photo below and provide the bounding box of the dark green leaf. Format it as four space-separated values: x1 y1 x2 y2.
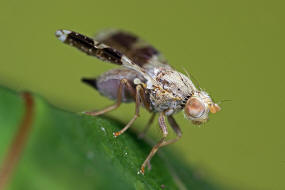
0 87 221 190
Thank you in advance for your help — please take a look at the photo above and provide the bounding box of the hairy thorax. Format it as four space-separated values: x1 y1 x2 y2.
145 67 196 115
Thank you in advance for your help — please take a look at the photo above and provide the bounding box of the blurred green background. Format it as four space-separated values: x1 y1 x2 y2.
0 0 284 189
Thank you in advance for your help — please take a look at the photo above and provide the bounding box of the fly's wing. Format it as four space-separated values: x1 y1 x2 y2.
55 29 153 82
94 29 171 69
56 29 124 65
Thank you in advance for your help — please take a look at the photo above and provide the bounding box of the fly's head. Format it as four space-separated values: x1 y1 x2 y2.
184 91 221 125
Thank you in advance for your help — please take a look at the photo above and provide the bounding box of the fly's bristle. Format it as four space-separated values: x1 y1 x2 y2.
82 78 98 89
55 29 71 42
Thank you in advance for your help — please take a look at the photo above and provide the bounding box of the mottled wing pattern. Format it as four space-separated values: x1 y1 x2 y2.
94 29 169 68
55 29 155 84
55 29 123 65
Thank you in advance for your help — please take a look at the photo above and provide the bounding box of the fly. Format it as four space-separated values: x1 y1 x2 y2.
55 29 221 174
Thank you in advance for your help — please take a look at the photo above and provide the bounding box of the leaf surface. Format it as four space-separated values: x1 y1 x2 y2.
0 87 220 190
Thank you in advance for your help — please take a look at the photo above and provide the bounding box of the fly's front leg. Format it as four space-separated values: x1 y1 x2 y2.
113 84 143 137
139 112 168 174
85 79 134 116
139 114 182 174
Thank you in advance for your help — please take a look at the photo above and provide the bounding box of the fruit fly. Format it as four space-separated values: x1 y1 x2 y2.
55 29 221 174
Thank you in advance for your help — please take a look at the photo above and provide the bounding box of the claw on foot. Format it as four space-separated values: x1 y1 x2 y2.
139 167 145 175
113 131 121 138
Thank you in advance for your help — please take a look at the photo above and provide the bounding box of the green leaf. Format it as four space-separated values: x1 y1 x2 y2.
0 86 221 190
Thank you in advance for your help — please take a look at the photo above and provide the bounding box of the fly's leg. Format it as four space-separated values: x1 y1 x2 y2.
84 79 134 116
113 85 143 137
139 112 168 174
138 113 156 139
139 114 182 174
161 115 182 147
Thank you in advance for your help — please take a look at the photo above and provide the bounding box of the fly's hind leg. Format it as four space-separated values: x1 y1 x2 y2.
113 84 143 137
85 78 134 116
139 114 182 174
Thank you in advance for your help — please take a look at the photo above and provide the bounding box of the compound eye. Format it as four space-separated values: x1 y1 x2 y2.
185 98 205 118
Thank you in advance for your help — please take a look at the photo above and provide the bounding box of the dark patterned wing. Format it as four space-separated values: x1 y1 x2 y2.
94 29 170 68
56 29 124 65
55 29 155 83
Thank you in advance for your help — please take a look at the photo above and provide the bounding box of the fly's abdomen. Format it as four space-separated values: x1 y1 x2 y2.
82 68 145 102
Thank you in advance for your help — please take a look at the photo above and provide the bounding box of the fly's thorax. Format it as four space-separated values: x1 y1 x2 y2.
144 69 195 113
147 86 183 113
152 69 196 97
184 91 221 125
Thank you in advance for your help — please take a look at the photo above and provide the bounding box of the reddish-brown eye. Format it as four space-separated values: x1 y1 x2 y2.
185 98 205 118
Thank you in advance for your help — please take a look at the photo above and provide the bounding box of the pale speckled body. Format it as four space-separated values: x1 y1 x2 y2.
96 62 197 116
145 66 196 115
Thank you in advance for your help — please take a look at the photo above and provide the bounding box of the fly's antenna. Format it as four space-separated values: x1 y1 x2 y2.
216 99 232 105
182 67 201 89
